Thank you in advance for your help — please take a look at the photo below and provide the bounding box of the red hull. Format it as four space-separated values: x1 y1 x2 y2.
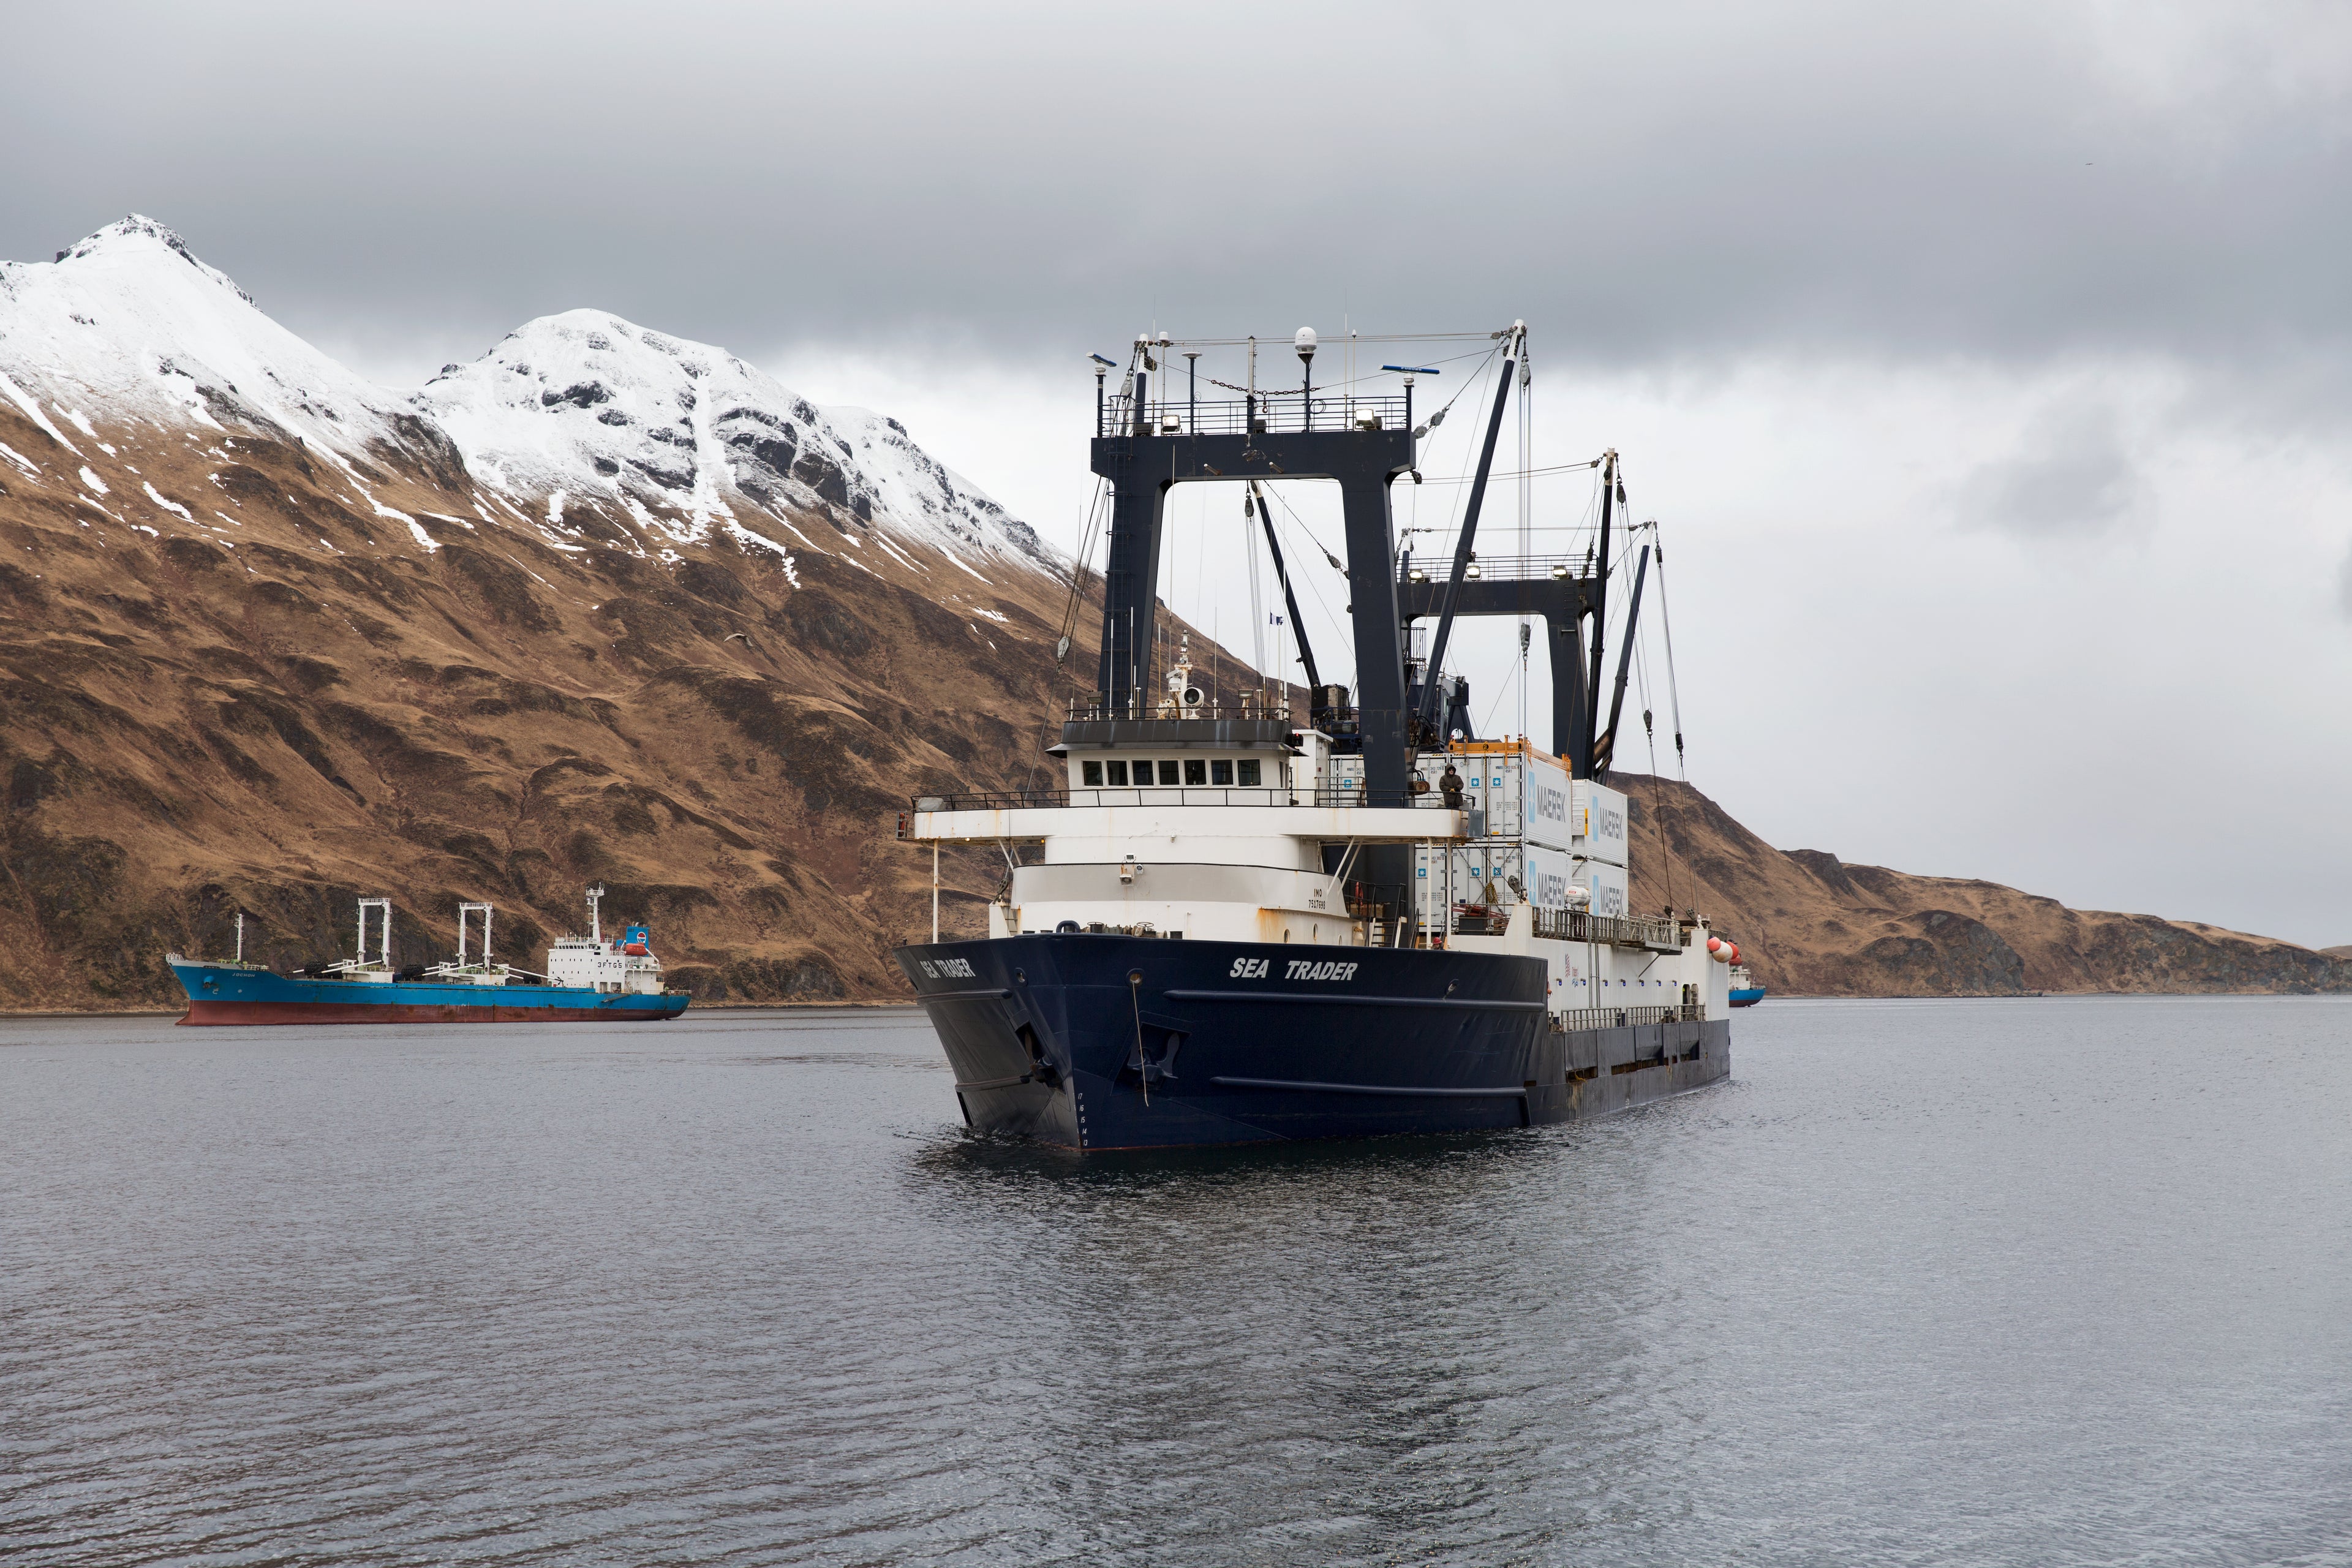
177 999 680 1025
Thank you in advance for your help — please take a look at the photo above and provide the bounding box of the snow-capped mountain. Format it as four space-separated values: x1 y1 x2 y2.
0 216 435 480
417 310 1043 571
0 216 1050 578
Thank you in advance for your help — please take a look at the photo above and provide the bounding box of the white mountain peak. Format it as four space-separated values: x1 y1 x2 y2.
416 309 1044 568
0 215 409 462
1 219 1047 574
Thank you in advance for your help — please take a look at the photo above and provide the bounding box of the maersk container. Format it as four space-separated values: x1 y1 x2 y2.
1415 841 1587 915
1570 856 1630 918
1572 779 1630 869
1409 741 1574 851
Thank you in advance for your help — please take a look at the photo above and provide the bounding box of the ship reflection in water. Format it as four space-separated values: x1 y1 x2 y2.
2 998 2342 1564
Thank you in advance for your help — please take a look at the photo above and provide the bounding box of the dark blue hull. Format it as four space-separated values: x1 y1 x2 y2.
895 934 1730 1150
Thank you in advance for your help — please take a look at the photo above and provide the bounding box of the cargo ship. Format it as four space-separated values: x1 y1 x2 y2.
893 323 1733 1148
169 885 690 1024
1729 963 1766 1007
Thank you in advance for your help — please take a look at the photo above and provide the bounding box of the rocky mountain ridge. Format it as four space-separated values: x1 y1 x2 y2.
1620 774 2350 996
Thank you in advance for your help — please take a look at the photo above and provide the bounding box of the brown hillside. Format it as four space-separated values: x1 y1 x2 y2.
1618 772 2350 995
0 398 1092 1006
0 405 1264 1012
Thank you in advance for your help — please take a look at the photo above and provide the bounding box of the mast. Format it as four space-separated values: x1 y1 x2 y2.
1414 329 1518 742
1252 482 1321 690
1593 542 1651 780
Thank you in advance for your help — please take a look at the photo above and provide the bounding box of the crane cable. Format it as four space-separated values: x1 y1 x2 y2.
1635 634 1677 918
1648 519 1694 916
1654 524 1687 780
1054 475 1109 678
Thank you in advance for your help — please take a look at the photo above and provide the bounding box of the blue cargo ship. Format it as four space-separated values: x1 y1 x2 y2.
170 886 688 1025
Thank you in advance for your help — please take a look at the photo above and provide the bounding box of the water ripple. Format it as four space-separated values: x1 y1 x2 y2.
3 998 2348 1564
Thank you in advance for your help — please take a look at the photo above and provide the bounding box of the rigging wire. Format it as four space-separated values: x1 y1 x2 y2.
1261 488 1350 678
1412 458 1606 486
1398 347 1509 569
1479 652 1524 739
1653 524 1689 781
1259 483 1349 581
1243 491 1268 684
1054 475 1110 687
1633 635 1679 916
1517 331 1531 744
1134 331 1504 349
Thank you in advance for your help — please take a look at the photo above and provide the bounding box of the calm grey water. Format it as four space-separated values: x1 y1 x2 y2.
3 997 2347 1566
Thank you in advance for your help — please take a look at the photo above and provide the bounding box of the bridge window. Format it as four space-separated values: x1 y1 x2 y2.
1105 760 1128 786
1184 759 1207 786
1158 760 1180 786
1238 759 1261 786
1133 759 1156 784
1082 761 1103 786
1210 760 1233 785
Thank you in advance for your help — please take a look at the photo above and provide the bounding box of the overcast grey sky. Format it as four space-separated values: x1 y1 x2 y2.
7 1 2351 943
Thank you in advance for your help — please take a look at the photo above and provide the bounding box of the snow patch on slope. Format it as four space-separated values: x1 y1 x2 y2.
141 481 192 520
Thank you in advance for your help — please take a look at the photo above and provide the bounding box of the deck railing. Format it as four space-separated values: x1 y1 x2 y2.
1529 909 1689 948
1398 552 1593 586
1102 393 1412 439
1064 695 1297 724
904 787 1467 814
1556 1003 1704 1031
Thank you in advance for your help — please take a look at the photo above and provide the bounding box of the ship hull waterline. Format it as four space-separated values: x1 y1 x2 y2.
895 933 1729 1151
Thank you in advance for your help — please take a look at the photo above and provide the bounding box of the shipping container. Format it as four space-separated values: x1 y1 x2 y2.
1571 779 1629 868
1393 739 1574 850
1413 841 1589 914
1570 856 1630 918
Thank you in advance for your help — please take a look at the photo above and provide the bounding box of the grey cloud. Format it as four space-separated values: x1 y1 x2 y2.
1 1 2348 382
1966 402 2147 538
2337 543 2352 620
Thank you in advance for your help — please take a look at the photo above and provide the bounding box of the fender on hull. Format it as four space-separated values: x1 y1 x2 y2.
897 933 1729 1150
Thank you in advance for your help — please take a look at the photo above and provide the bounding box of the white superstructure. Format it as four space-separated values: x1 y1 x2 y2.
900 709 1734 1028
542 884 668 995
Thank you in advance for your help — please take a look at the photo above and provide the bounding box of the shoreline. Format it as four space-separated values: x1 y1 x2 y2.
9 991 2352 1021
